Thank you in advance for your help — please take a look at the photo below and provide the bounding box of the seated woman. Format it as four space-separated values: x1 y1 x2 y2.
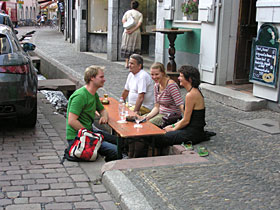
155 65 206 148
145 62 184 127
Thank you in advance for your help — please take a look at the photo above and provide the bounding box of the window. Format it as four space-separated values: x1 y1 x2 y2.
174 0 199 21
0 34 12 55
88 0 108 33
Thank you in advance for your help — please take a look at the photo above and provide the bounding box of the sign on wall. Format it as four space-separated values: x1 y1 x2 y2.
250 23 279 88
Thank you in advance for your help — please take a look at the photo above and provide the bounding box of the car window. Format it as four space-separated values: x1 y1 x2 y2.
0 34 12 54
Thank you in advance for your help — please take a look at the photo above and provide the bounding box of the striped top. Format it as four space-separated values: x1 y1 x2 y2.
154 83 184 115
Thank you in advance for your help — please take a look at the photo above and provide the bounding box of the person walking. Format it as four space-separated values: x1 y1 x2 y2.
121 0 143 69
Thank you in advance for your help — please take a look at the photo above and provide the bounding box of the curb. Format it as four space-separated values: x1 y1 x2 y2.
102 170 153 210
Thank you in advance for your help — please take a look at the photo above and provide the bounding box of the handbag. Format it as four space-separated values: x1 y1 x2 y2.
123 16 136 29
160 113 182 128
61 128 103 163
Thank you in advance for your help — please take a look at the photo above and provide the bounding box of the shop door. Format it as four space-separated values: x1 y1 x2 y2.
233 0 257 84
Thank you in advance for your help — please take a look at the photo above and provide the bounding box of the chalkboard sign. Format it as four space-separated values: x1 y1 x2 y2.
250 24 279 88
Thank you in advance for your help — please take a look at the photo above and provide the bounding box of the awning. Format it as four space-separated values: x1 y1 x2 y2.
40 1 56 9
37 0 53 4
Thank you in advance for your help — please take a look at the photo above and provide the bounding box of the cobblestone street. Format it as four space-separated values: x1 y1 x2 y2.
0 94 120 210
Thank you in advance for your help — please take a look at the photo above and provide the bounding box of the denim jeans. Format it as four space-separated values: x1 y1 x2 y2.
92 127 118 162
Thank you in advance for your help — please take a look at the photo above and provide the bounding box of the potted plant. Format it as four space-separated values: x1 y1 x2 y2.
181 0 199 21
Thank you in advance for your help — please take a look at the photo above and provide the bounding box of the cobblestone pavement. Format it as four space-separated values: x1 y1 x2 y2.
123 97 280 209
12 27 280 209
0 93 121 210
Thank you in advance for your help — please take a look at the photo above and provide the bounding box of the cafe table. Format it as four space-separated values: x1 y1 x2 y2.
101 97 166 159
152 28 193 72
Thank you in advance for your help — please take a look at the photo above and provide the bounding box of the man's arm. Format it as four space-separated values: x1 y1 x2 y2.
98 109 109 124
121 89 129 101
68 112 84 131
134 92 145 112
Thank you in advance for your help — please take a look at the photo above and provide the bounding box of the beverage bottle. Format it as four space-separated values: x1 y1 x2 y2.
119 97 125 121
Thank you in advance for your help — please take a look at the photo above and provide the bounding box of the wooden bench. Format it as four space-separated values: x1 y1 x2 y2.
38 79 76 98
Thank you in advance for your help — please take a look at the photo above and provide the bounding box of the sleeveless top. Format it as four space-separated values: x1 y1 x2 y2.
185 109 206 129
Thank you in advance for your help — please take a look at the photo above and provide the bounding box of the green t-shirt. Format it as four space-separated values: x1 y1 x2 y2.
66 86 104 140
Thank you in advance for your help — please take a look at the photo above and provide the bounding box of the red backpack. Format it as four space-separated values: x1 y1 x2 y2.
62 128 103 163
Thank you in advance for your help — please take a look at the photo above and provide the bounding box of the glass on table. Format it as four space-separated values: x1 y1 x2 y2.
134 116 143 128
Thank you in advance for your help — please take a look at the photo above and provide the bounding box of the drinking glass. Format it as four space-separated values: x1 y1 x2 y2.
134 116 143 128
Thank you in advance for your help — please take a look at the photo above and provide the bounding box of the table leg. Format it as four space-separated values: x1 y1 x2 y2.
117 136 122 159
166 33 178 72
152 137 155 156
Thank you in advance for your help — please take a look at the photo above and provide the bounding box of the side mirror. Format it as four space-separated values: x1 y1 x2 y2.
22 43 36 52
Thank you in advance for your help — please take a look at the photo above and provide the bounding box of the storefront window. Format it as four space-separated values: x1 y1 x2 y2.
174 0 199 21
88 0 108 33
137 0 157 32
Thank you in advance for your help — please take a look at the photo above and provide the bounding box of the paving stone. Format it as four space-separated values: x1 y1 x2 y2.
23 173 45 179
11 179 35 185
21 190 41 197
70 174 89 182
6 192 20 198
42 189 66 197
74 201 100 209
46 173 68 178
2 185 24 192
50 183 75 189
29 197 54 203
45 203 73 210
0 181 11 187
76 182 90 188
100 201 120 210
55 196 82 202
14 198 29 204
36 178 58 184
27 184 50 190
95 193 112 202
90 184 107 193
82 194 96 201
66 188 91 196
0 199 12 206
0 175 21 181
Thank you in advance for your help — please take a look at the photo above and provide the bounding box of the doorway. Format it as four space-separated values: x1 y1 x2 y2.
233 0 257 84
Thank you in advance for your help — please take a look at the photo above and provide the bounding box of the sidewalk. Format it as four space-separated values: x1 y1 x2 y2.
19 27 280 209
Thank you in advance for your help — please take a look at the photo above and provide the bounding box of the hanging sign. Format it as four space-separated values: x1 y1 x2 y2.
250 23 279 88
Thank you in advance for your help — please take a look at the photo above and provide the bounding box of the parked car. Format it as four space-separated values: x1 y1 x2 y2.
0 12 17 34
0 24 38 127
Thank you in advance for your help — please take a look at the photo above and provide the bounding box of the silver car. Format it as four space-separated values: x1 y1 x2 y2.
0 24 37 127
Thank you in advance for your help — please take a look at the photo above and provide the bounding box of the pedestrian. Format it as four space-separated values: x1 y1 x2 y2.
66 65 118 162
121 54 154 115
121 0 143 69
145 62 184 127
155 65 207 147
40 14 45 26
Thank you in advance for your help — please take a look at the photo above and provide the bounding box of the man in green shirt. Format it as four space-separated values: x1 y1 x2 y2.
66 65 117 162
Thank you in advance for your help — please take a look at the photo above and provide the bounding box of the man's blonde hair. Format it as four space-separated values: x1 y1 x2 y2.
84 65 104 84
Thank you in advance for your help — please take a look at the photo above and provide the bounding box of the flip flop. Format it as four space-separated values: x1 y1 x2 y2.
182 141 193 150
197 146 209 157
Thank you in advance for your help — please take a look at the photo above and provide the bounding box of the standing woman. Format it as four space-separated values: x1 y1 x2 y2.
145 62 184 127
121 1 143 68
155 65 207 147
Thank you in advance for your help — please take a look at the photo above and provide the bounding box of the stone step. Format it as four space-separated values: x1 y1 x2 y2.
200 83 267 111
38 79 76 92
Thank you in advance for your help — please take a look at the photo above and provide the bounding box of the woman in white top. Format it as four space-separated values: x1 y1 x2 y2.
121 1 143 68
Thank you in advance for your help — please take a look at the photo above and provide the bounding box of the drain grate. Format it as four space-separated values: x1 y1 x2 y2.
238 118 280 134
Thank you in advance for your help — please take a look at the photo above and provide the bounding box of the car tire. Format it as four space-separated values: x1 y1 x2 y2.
19 100 37 128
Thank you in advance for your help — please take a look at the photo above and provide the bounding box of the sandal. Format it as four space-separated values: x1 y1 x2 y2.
182 141 193 150
197 146 209 157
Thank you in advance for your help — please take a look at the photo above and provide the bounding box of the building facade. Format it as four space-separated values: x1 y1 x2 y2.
65 0 280 108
